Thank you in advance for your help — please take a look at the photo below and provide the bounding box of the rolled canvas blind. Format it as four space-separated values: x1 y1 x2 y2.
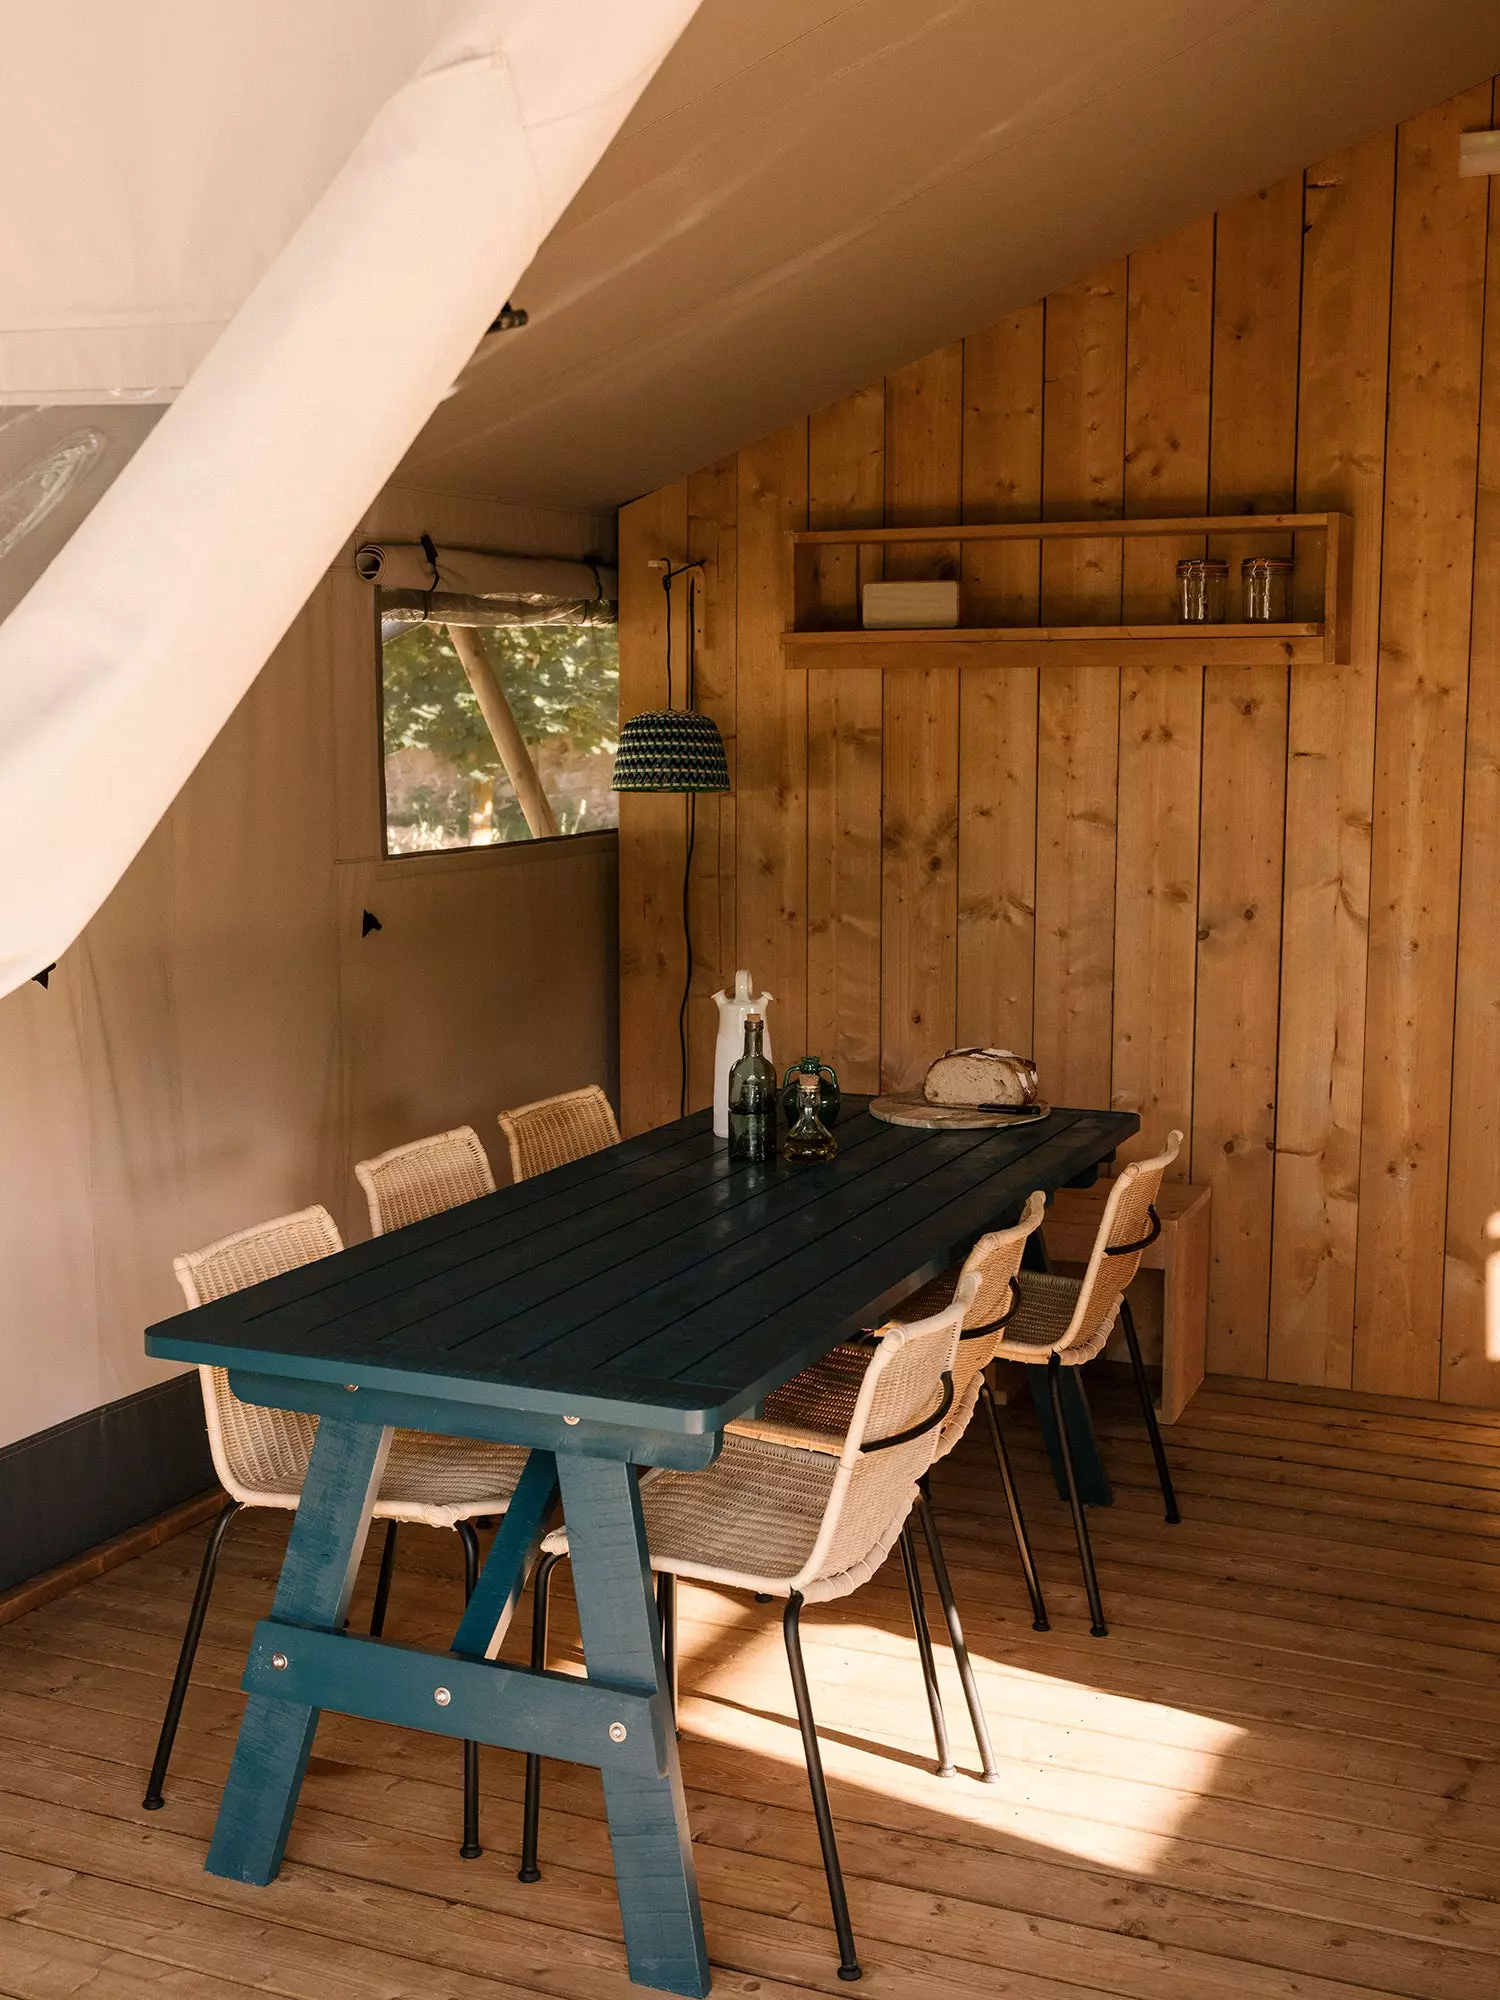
355 541 618 604
0 0 700 997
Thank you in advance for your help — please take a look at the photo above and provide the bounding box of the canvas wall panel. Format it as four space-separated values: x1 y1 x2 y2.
0 482 616 1451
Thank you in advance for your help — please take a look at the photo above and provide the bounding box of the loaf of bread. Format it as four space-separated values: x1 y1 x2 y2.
923 1047 1038 1109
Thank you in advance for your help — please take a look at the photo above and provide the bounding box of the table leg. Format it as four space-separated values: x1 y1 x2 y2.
557 1454 710 2000
1029 1366 1112 1507
206 1418 390 1884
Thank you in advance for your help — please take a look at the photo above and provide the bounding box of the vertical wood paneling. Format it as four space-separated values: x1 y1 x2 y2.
881 346 963 1089
1195 179 1302 1376
807 387 884 1091
617 485 688 1137
1035 268 1126 1106
957 307 1043 1054
1442 156 1500 1405
1114 222 1213 1172
685 459 738 1110
1355 84 1491 1398
1271 131 1393 1386
736 423 810 1061
617 77 1500 1411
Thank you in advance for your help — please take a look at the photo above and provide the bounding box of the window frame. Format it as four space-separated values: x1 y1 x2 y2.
372 588 620 863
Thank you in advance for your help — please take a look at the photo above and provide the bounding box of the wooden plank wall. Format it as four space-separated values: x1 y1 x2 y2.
617 78 1500 1407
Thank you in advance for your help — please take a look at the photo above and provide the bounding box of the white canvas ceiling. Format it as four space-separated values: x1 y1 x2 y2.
0 1 465 403
399 0 1500 510
7 2 1496 510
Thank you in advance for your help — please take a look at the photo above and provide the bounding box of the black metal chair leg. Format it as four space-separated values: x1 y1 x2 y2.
657 1569 679 1725
783 1594 862 1982
519 1549 561 1883
979 1376 1050 1631
1120 1296 1181 1523
143 1498 242 1808
898 1524 955 1778
457 1520 482 1859
368 1520 399 1636
915 1481 1000 1784
1048 1357 1108 1637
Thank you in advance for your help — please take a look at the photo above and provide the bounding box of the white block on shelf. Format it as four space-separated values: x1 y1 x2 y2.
1459 129 1500 176
861 579 960 629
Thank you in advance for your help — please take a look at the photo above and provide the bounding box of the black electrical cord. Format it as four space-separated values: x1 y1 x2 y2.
662 564 674 711
679 793 697 1120
658 559 707 1122
676 568 697 1119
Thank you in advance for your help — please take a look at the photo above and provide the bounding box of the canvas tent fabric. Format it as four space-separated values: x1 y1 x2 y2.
0 2 465 405
0 0 700 1000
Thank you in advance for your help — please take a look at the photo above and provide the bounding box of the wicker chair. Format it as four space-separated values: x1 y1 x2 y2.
143 1204 526 1861
496 1084 619 1182
521 1299 965 1982
741 1193 1051 1780
993 1131 1184 1637
354 1124 496 1234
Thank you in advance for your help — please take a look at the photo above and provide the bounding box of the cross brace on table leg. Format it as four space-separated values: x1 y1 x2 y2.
451 1450 561 1660
240 1621 668 1774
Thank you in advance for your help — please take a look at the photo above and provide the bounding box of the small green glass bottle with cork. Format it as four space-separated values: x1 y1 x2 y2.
780 1056 840 1128
727 1013 777 1162
782 1071 838 1164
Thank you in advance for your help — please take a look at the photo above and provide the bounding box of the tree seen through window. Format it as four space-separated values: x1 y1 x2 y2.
380 617 619 853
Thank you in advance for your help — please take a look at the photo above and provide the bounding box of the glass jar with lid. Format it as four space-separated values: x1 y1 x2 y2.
1176 557 1228 623
1241 556 1294 622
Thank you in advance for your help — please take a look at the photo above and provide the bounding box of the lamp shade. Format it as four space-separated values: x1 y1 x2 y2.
612 708 730 793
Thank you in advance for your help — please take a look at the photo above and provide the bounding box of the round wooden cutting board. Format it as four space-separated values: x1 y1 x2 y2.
869 1094 1052 1131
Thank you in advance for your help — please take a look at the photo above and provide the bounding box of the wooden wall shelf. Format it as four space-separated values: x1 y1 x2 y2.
785 511 1351 667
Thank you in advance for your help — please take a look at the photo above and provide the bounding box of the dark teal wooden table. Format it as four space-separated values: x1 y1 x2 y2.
146 1100 1134 1997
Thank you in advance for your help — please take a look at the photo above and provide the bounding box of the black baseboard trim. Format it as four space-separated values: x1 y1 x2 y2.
0 1372 215 1594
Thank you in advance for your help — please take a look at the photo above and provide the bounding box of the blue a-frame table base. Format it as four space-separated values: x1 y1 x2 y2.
148 1101 1134 1997
207 1424 707 1993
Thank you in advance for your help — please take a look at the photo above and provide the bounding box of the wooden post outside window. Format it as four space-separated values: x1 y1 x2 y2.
444 623 560 839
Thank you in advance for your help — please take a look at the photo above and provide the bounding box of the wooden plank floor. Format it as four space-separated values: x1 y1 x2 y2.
0 1373 1497 2000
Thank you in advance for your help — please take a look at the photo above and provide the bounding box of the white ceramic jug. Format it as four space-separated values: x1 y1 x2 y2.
711 970 773 1138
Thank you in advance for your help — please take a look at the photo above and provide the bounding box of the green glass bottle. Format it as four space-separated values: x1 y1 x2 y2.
727 1013 777 1162
780 1056 841 1128
782 1072 838 1163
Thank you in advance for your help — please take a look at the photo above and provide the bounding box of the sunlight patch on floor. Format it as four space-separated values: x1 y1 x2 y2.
679 1600 1245 1874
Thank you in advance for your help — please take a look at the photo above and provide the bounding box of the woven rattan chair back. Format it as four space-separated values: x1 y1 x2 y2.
937 1190 1047 1457
497 1084 620 1182
355 1126 495 1236
174 1205 342 1503
634 1297 964 1601
1005 1131 1182 1363
758 1193 1047 1465
802 1302 964 1592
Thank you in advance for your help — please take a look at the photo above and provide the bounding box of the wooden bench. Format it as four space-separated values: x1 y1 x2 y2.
1040 1177 1211 1424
